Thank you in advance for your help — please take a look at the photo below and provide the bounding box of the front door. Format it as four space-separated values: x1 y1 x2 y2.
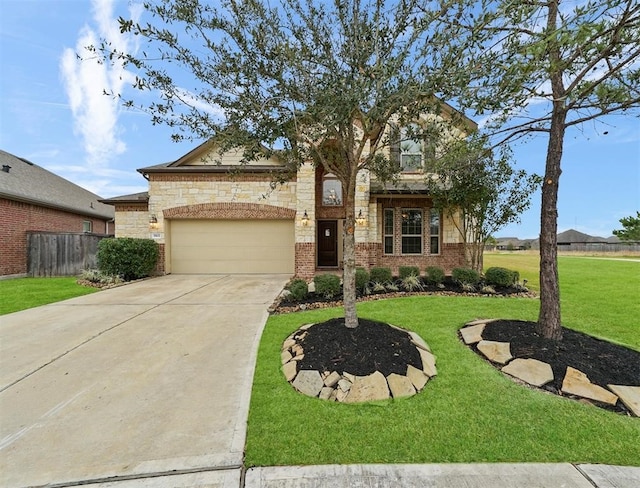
317 220 338 267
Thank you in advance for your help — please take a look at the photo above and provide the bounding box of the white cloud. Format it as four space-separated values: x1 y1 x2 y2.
60 0 140 168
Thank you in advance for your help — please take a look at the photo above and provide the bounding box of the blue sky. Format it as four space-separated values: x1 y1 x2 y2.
1 0 638 239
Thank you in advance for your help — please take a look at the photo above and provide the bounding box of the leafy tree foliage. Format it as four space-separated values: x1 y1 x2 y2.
440 0 640 340
96 0 476 328
426 135 541 272
613 212 640 242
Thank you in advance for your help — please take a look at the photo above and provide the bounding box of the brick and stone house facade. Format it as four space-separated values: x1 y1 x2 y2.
0 150 115 278
102 111 475 279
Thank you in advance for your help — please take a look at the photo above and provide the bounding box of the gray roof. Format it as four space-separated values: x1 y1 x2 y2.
0 150 114 220
99 192 149 204
557 229 608 244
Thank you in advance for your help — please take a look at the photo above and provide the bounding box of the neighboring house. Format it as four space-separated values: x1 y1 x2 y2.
102 111 476 279
494 237 532 251
0 150 115 277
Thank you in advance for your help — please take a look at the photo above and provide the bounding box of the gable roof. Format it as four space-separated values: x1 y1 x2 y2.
0 150 114 220
557 229 608 244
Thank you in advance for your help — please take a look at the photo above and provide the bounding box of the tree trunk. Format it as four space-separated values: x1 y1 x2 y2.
343 192 358 329
537 108 566 340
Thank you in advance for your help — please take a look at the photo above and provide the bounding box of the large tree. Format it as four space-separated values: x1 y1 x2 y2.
442 0 640 339
426 136 541 272
613 211 640 242
97 0 470 328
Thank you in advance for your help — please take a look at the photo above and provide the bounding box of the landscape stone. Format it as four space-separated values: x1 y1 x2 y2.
335 388 349 402
343 371 390 403
282 339 296 350
561 367 618 405
406 364 429 391
292 370 324 397
291 344 304 357
282 361 298 382
387 373 416 399
502 358 554 387
299 323 314 330
477 340 512 365
408 331 431 351
291 354 304 361
337 379 352 392
419 349 437 377
319 387 334 400
460 324 486 344
343 372 356 382
465 318 497 326
607 385 640 416
324 371 341 387
281 350 293 364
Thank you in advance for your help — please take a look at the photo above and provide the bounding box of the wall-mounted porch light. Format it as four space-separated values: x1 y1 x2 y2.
356 209 366 226
301 210 309 226
149 214 158 230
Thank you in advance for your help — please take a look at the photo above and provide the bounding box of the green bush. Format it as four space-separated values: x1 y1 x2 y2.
355 268 370 291
399 266 420 279
425 266 445 284
485 267 520 287
401 274 423 292
370 267 392 284
452 267 481 286
313 273 341 299
97 238 158 281
287 279 308 301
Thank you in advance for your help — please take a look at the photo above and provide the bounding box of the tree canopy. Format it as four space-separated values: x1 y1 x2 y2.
613 212 640 242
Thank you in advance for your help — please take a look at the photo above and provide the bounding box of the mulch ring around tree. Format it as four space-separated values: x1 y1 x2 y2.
281 318 437 403
460 319 640 417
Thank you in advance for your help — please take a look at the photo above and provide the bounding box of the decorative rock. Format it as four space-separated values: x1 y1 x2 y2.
291 344 303 357
319 387 334 400
281 350 293 364
282 339 296 350
406 364 429 391
387 373 416 399
292 370 324 397
299 323 314 330
337 379 352 392
561 367 618 406
465 318 496 326
282 361 298 382
291 354 304 361
607 385 640 416
502 358 554 387
408 331 431 352
343 371 390 403
324 371 341 387
335 388 349 402
477 340 512 365
460 324 486 344
419 349 437 377
343 372 356 382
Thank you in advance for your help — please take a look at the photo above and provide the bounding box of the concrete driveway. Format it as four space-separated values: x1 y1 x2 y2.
0 274 288 488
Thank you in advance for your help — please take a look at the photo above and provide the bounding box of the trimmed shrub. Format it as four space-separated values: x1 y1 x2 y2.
399 266 420 279
452 267 481 286
485 267 520 287
370 267 392 284
355 268 370 291
314 273 341 299
97 237 158 281
287 279 308 301
425 266 445 284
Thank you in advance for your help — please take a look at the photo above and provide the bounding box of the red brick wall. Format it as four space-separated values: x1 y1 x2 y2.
295 242 316 279
0 198 111 276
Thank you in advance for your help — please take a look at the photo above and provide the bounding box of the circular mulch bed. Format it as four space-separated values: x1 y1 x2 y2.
462 319 640 416
281 318 437 403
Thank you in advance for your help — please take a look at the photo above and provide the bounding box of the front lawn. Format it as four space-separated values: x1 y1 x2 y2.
245 257 640 467
0 277 98 315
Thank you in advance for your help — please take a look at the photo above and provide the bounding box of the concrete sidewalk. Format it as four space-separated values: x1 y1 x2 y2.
0 274 289 488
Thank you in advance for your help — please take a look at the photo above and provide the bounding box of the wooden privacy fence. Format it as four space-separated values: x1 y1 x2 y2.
27 232 110 277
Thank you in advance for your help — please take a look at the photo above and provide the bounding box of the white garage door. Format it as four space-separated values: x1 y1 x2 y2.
170 219 294 274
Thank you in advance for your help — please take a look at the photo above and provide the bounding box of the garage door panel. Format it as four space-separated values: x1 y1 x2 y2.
170 220 294 274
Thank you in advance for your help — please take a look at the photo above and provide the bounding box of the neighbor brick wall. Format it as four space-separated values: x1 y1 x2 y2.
295 242 316 279
1 198 111 276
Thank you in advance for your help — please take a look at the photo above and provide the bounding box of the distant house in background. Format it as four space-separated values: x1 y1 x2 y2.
0 150 115 278
494 237 532 251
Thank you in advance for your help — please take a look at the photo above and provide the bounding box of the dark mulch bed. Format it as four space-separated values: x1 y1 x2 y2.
480 320 640 392
296 318 423 376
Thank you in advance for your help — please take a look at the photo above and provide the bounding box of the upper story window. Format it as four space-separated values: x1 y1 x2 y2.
322 173 343 206
391 124 436 173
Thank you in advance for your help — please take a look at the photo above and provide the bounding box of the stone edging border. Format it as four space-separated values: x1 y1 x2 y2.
460 319 640 417
281 323 437 403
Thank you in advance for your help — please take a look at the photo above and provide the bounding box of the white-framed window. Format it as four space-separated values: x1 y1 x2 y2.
401 209 422 254
400 125 423 172
322 173 343 206
384 208 394 254
83 220 93 233
430 208 440 254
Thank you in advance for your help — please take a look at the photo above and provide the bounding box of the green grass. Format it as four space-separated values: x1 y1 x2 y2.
0 277 98 315
246 256 640 467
